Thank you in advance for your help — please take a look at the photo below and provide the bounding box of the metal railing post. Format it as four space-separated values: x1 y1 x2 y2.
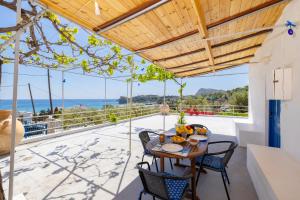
8 0 22 199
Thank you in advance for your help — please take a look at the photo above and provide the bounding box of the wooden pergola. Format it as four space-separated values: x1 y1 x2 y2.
5 1 291 199
38 0 288 77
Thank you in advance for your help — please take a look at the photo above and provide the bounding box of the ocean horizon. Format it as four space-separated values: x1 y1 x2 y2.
0 99 120 113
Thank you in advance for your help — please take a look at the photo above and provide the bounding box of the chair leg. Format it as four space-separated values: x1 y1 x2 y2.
224 168 230 184
154 156 159 172
152 196 155 200
142 154 145 162
221 171 230 200
196 167 201 186
169 158 173 170
138 191 143 200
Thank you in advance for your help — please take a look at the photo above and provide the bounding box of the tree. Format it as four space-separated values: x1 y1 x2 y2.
229 90 248 106
0 0 149 76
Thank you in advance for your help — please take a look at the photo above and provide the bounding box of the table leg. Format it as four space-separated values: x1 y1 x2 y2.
160 157 165 172
176 158 180 165
191 158 199 200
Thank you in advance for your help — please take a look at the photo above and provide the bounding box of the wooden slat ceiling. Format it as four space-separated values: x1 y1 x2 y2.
38 0 289 77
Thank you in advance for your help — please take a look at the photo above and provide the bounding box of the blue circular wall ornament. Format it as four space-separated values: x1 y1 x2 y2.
285 20 296 36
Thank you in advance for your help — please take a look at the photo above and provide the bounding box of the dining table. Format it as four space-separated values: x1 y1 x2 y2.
146 130 209 200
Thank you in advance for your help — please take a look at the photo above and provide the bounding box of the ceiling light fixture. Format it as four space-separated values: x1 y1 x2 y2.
95 0 101 16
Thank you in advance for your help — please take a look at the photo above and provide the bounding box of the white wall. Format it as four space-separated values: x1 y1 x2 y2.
249 0 300 160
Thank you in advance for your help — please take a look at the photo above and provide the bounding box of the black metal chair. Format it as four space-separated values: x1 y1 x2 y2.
189 124 208 129
139 130 173 172
137 161 192 200
195 141 238 200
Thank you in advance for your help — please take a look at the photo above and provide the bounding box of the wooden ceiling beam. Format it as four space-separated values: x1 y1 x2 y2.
134 0 284 52
214 43 261 59
174 54 254 74
167 44 261 70
94 0 170 33
166 58 209 70
212 29 272 48
207 0 287 29
137 30 199 52
179 62 250 78
155 48 206 62
155 29 271 62
190 0 214 65
217 54 254 65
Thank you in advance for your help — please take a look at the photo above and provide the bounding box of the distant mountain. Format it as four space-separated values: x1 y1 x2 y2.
195 88 225 96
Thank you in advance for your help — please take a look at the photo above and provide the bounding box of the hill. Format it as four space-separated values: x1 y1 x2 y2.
195 88 225 96
118 86 248 107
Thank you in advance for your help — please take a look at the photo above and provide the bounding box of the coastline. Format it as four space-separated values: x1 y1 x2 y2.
0 99 120 113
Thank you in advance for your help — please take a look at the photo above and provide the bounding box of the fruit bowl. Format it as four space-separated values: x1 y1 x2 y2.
171 135 186 144
175 124 194 135
196 127 207 135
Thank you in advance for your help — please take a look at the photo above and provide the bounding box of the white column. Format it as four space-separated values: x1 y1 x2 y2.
61 71 65 132
126 81 129 117
180 78 183 113
129 69 133 153
163 80 166 131
104 77 107 120
8 0 22 199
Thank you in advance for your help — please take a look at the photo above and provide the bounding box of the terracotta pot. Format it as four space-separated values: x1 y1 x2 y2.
0 170 4 200
0 110 24 155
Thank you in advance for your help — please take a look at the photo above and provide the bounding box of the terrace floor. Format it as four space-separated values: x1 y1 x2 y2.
0 115 257 200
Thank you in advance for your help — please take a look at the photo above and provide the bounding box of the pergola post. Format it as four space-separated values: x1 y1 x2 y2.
104 77 107 120
180 78 183 113
8 0 22 199
163 80 166 131
61 71 65 132
129 69 133 154
126 81 129 117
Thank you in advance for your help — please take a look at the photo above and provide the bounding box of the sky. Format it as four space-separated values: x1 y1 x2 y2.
0 2 249 100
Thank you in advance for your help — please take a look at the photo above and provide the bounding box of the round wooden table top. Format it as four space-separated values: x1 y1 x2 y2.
146 134 209 159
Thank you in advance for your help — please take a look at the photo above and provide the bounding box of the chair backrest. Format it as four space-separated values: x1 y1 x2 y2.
222 141 238 166
189 124 208 132
137 162 169 199
139 131 151 152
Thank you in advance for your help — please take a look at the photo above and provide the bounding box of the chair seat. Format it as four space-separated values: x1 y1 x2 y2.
164 173 189 200
196 155 224 170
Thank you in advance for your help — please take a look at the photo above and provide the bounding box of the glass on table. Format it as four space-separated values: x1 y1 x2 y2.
159 134 165 143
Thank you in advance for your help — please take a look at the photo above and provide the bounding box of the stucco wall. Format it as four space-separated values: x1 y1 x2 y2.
249 0 300 160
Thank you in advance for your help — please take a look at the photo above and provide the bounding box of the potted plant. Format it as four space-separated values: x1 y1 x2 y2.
109 112 118 123
175 82 188 136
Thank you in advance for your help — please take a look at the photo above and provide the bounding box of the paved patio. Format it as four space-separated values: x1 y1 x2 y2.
0 115 257 200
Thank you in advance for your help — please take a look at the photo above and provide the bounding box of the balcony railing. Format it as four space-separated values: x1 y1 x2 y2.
17 104 248 140
170 104 248 117
18 104 160 139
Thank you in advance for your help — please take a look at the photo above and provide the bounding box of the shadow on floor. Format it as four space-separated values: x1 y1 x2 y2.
114 134 258 200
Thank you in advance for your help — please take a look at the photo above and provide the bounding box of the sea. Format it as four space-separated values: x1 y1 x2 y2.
0 99 120 113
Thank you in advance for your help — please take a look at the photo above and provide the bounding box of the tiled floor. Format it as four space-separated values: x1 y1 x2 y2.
0 115 257 200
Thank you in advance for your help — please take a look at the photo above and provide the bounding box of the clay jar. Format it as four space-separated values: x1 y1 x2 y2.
0 110 24 155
